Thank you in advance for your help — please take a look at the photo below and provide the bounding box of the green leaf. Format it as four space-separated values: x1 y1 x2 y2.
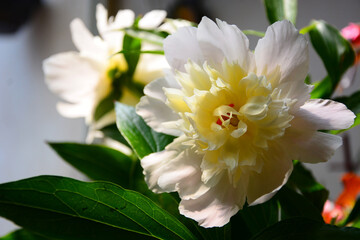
310 76 333 99
242 30 265 38
251 217 360 240
345 198 360 226
264 0 297 25
299 23 316 35
124 28 167 46
0 229 49 240
115 49 164 55
330 91 360 134
309 20 355 99
287 162 329 211
231 199 279 239
100 123 131 147
93 69 128 121
123 34 141 76
93 92 118 122
277 186 324 221
334 90 360 114
48 143 135 188
115 102 175 159
0 176 197 240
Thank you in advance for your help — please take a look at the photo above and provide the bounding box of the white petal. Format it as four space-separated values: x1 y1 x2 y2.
157 144 210 199
215 19 253 71
56 101 92 119
70 19 108 60
138 10 167 30
95 4 108 38
295 99 355 130
112 9 135 30
43 52 101 103
136 75 182 136
141 136 209 200
141 146 179 193
197 17 252 71
164 26 204 72
159 19 193 34
255 20 310 104
284 130 343 163
144 70 181 98
247 144 293 205
179 178 240 228
95 6 133 53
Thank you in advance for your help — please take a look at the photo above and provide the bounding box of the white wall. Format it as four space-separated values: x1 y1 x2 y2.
0 0 359 236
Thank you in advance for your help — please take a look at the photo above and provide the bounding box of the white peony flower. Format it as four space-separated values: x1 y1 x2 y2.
43 4 180 127
136 17 356 228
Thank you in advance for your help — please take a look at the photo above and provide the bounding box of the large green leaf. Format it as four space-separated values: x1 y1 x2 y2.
277 186 324 221
250 217 360 240
309 20 355 99
287 161 329 211
0 176 197 240
48 142 182 222
264 0 297 25
115 102 175 159
231 198 279 239
48 142 136 188
230 182 324 239
0 229 49 240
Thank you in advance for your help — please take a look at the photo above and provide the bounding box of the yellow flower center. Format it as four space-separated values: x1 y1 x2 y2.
165 60 294 186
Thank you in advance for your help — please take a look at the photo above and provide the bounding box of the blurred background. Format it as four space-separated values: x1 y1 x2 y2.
0 0 359 235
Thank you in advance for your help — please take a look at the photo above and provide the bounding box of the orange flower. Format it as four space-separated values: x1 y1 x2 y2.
322 172 360 224
336 172 360 209
322 200 344 224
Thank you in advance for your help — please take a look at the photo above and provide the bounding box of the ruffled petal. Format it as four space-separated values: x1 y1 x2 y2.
43 52 101 103
197 17 252 71
247 143 293 205
136 75 182 136
179 177 241 228
164 26 204 72
295 99 355 130
70 19 108 60
141 136 209 199
283 129 343 163
138 10 166 30
254 20 311 106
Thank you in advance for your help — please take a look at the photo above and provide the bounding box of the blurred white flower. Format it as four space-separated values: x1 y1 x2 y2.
43 4 183 127
136 17 355 227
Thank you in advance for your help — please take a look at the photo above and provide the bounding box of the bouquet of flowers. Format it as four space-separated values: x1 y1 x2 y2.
1 1 360 239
